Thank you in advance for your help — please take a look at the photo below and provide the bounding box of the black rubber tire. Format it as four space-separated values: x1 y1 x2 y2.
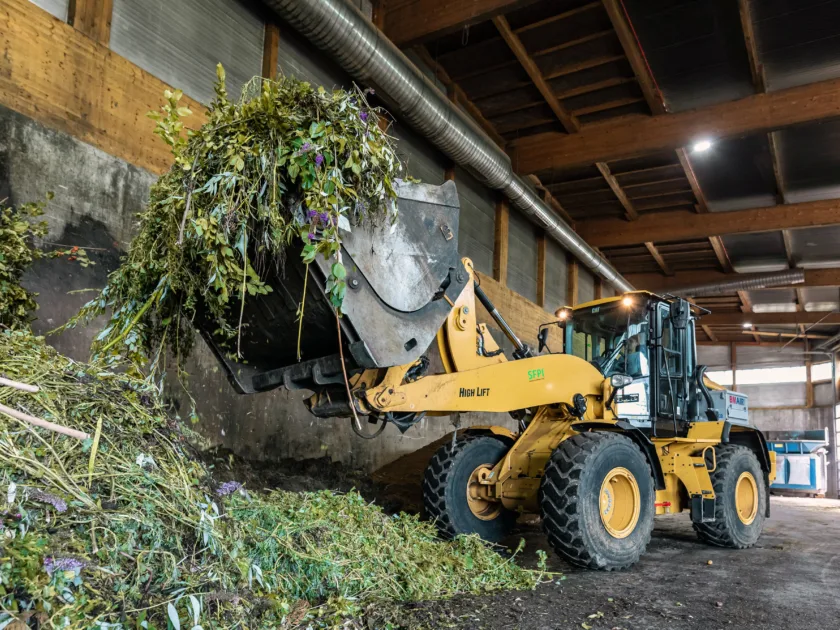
422 435 517 543
539 432 655 570
694 445 766 549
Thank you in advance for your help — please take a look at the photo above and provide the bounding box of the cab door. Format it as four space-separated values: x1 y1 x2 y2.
655 303 688 426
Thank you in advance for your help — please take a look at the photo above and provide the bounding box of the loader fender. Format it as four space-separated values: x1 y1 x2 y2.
463 425 517 447
571 421 666 491
725 423 773 518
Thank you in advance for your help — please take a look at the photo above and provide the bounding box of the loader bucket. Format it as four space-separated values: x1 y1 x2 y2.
199 180 468 394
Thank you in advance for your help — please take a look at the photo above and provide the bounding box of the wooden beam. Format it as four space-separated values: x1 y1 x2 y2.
596 162 638 220
492 15 578 133
445 165 456 181
262 23 280 80
510 75 840 174
567 257 579 306
0 0 206 176
493 199 509 286
536 232 547 307
627 268 840 292
644 242 673 275
741 330 830 340
578 197 840 247
594 277 603 300
601 0 666 115
384 0 528 47
739 0 765 93
412 46 506 147
701 312 840 327
701 325 717 342
806 337 815 407
68 0 113 45
731 343 737 391
372 0 386 29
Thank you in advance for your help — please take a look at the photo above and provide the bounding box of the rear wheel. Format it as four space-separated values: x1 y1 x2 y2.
423 435 516 542
540 432 654 570
694 445 766 548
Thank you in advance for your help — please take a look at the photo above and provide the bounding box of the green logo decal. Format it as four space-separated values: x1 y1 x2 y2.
528 368 545 382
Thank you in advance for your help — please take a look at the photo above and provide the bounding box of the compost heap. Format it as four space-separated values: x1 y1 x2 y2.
64 66 402 376
0 167 544 628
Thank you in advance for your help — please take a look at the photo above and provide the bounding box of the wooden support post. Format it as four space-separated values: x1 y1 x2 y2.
372 0 386 29
68 0 113 45
493 199 509 286
567 257 579 307
444 165 456 181
262 24 281 80
805 337 814 408
536 233 547 308
730 343 737 392
594 277 603 300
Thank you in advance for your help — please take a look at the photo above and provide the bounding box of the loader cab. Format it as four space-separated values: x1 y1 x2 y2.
554 293 699 436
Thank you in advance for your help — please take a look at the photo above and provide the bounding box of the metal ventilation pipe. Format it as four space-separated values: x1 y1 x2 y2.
670 269 805 297
262 0 634 293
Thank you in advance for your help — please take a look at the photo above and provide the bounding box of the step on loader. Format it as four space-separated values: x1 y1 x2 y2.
200 180 777 570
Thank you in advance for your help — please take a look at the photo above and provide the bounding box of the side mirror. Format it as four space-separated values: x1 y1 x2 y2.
538 327 549 353
669 299 690 330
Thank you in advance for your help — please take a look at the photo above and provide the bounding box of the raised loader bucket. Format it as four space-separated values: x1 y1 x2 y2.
199 180 468 394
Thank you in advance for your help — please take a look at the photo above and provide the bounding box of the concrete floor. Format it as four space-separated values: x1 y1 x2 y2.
373 496 840 629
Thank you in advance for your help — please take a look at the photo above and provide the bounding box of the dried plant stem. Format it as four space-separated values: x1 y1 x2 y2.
0 401 89 440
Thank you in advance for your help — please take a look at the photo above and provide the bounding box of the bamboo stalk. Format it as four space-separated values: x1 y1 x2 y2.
0 376 40 393
0 402 90 440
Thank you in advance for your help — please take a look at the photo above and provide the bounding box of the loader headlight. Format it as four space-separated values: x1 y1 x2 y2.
610 374 633 389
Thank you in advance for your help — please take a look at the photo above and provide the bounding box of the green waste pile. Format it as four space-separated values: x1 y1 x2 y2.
0 330 544 629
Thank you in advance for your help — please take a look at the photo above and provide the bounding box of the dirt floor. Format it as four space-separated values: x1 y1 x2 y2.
205 450 839 629
369 496 840 630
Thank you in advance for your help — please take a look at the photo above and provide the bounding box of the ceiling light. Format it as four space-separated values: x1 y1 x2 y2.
742 322 752 328
692 139 713 153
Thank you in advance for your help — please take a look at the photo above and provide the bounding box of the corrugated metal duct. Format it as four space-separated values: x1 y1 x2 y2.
671 270 805 297
261 0 634 294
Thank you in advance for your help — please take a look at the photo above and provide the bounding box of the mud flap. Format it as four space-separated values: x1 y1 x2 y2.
690 496 716 523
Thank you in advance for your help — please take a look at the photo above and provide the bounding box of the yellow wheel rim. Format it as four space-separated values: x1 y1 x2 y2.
599 467 641 539
735 471 758 525
466 464 501 521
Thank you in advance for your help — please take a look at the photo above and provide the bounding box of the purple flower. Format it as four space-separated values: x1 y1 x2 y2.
330 215 338 227
44 556 86 575
300 142 313 153
307 209 318 220
30 490 67 513
217 481 243 497
307 232 316 241
319 212 329 224
359 111 369 123
315 153 324 167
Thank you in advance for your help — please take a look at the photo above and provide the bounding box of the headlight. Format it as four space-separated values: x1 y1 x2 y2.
610 374 633 388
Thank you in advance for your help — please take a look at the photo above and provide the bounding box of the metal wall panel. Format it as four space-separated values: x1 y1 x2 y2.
110 0 264 105
544 238 567 314
577 267 595 304
740 383 806 408
455 167 496 276
507 207 538 303
736 344 805 368
276 20 345 88
698 345 730 369
29 0 68 21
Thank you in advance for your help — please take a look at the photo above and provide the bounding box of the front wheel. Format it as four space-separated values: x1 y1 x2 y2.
423 435 517 542
540 432 655 570
694 445 766 548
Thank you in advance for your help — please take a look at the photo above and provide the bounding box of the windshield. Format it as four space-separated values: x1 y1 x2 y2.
567 300 650 377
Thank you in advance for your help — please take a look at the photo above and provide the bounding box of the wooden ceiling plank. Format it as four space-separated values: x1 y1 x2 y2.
492 14 579 133
738 0 766 93
578 197 840 247
644 242 673 276
511 75 840 173
571 96 645 117
596 162 638 220
515 1 601 35
701 325 718 342
600 0 666 115
543 54 625 81
533 30 615 59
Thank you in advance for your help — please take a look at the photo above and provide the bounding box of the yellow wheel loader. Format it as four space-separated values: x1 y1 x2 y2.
202 180 776 570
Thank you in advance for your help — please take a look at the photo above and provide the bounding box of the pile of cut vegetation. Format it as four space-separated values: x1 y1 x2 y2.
0 194 545 628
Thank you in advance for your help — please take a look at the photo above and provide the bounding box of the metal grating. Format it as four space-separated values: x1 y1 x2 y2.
110 0 264 105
